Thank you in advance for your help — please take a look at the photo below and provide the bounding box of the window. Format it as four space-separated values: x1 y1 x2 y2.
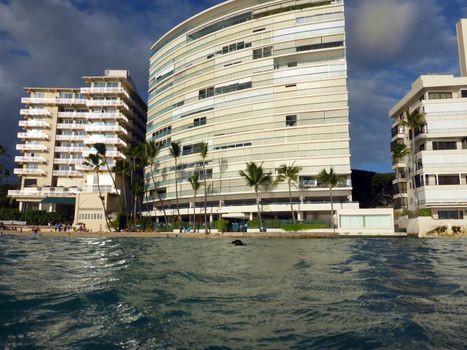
296 41 344 52
428 92 452 100
299 176 316 188
438 175 460 185
432 141 457 150
253 46 273 59
461 90 467 98
193 117 206 127
286 115 297 127
24 179 37 187
438 211 463 220
419 143 425 152
287 62 297 68
462 138 467 149
252 27 265 33
182 143 203 156
198 87 214 100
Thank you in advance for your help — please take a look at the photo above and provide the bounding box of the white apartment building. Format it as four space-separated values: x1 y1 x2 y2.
9 70 147 230
146 0 357 224
389 19 467 225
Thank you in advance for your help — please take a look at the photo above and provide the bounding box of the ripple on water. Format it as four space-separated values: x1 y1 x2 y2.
0 236 466 349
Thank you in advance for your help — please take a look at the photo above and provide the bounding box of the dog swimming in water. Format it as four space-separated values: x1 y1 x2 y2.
231 239 245 246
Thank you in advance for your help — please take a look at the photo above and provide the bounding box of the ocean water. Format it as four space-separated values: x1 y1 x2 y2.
0 236 466 349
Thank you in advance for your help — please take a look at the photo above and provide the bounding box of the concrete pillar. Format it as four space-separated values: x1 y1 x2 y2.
249 212 253 220
457 19 467 77
297 211 303 221
209 214 213 223
49 204 54 213
38 202 43 211
19 201 24 212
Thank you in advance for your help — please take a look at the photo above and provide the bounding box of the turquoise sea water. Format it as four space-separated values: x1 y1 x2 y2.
0 236 466 349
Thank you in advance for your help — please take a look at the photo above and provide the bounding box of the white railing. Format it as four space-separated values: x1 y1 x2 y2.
8 188 82 198
52 170 83 177
54 147 87 153
86 99 129 110
16 144 48 151
17 132 48 140
20 109 51 117
19 120 51 128
56 123 86 130
14 168 46 176
86 112 129 123
54 158 84 165
84 137 127 147
86 185 119 194
57 112 88 118
80 87 130 99
55 135 86 141
84 124 128 134
22 97 87 105
15 156 47 163
82 150 125 158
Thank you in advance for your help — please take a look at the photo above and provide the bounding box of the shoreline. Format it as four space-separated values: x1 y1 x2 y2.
0 229 411 239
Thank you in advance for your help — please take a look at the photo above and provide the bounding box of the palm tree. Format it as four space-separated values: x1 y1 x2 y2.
392 143 410 210
83 153 112 231
399 109 425 213
169 141 182 227
113 158 131 227
93 143 125 215
188 172 202 232
126 145 145 221
199 142 209 233
239 162 272 232
145 141 168 225
275 162 302 223
132 180 145 222
315 167 344 231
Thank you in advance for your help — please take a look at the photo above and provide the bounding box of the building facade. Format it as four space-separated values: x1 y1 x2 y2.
9 70 147 230
146 0 356 223
389 19 467 224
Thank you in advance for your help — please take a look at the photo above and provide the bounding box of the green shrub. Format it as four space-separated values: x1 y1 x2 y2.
215 218 229 233
20 210 69 225
0 208 20 221
281 222 329 232
418 208 432 217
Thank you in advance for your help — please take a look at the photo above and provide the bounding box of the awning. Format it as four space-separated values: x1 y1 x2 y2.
41 197 76 205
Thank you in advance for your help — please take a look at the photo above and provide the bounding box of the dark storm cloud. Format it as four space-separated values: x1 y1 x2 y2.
0 0 464 174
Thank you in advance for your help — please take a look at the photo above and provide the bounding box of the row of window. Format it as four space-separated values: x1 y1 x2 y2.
214 142 252 151
253 46 273 60
78 212 104 221
296 41 344 52
152 126 172 139
207 41 252 59
92 82 118 88
415 174 467 187
198 81 252 100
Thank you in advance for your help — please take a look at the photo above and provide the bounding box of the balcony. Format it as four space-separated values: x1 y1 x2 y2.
22 97 87 105
14 168 46 176
17 132 49 140
56 123 86 130
20 109 51 117
55 134 86 141
80 87 130 99
15 156 47 163
86 112 129 123
18 120 51 128
84 124 128 134
82 150 125 158
16 144 48 152
54 158 84 165
8 187 82 198
54 146 87 153
86 99 129 110
57 112 88 119
84 137 127 147
86 185 119 194
52 170 83 177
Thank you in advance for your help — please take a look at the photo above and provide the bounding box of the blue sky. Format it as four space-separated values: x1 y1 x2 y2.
0 0 466 174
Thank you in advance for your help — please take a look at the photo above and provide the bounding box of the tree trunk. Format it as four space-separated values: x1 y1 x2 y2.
193 192 197 233
330 186 335 232
150 163 168 226
255 188 263 231
105 162 125 213
96 170 111 232
203 161 208 234
174 158 181 233
288 180 296 223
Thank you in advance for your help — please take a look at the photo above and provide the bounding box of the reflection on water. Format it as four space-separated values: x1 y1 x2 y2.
0 236 466 349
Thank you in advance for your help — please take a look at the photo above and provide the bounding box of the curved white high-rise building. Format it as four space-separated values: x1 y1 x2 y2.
146 0 355 223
